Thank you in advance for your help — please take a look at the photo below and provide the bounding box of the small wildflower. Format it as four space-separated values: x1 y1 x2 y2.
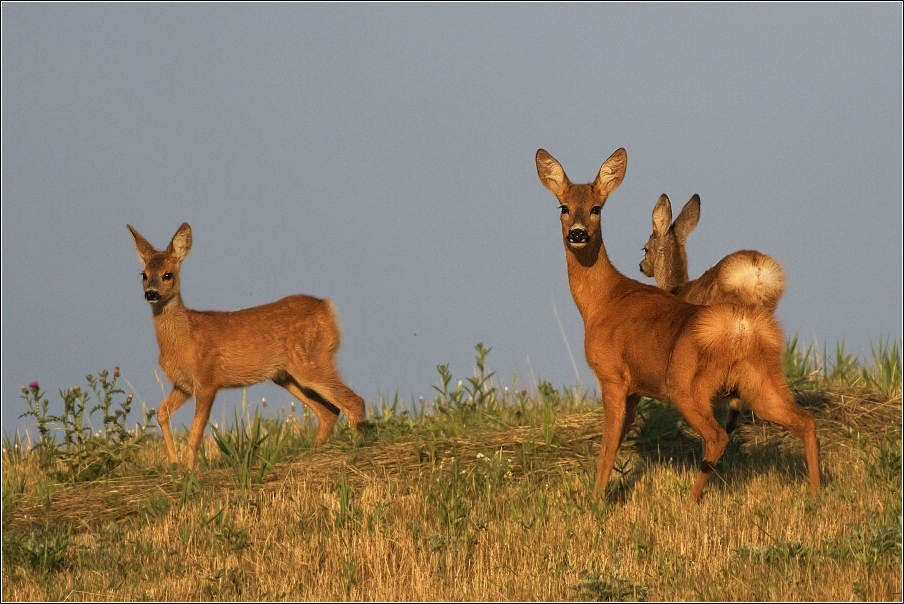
29 381 39 390
114 366 120 375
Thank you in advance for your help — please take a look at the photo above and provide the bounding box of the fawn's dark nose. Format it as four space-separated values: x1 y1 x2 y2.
567 228 589 244
144 290 161 302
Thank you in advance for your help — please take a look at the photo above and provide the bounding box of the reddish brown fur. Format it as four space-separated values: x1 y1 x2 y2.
639 193 788 431
128 222 366 470
536 149 820 502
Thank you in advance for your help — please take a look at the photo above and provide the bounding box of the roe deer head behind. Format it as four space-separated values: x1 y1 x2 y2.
535 148 820 503
128 222 366 470
639 193 788 432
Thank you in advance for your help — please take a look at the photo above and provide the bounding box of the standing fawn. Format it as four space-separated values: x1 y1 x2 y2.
128 222 366 470
536 148 820 502
639 193 787 432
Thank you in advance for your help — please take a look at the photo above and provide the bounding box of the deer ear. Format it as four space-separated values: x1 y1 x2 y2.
651 195 672 237
127 224 156 263
593 148 627 197
167 223 193 261
536 149 571 197
673 194 700 243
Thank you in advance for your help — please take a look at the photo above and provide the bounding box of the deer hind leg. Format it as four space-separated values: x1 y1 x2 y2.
157 387 191 467
276 377 341 445
185 387 218 471
593 383 637 500
285 350 367 441
670 383 730 502
302 374 367 441
739 371 821 498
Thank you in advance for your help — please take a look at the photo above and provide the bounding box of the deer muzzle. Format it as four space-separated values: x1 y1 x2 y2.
144 290 161 302
567 227 589 246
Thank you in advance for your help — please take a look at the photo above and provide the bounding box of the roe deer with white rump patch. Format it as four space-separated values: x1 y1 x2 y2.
128 222 366 470
639 192 787 432
535 148 820 502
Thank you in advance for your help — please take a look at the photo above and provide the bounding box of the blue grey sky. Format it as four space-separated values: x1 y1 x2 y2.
2 3 901 436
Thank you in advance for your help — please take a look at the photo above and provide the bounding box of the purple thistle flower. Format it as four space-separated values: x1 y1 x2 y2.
29 381 39 390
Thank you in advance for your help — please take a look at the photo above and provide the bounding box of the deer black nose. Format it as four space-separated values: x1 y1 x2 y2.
144 290 161 302
567 228 589 244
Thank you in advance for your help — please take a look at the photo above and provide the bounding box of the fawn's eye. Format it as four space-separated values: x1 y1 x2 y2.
140 272 147 281
590 206 602 215
163 272 173 281
559 205 569 215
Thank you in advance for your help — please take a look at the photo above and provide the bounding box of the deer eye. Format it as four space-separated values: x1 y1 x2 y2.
163 272 173 281
559 205 569 215
140 272 148 281
590 206 602 215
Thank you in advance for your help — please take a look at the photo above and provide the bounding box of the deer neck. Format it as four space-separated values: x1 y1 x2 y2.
150 294 191 350
655 244 690 293
564 237 621 321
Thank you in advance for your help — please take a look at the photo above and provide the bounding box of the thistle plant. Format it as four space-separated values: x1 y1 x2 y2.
16 369 155 481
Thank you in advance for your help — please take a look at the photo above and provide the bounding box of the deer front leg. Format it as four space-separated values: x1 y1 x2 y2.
593 382 632 499
158 387 191 467
185 387 218 471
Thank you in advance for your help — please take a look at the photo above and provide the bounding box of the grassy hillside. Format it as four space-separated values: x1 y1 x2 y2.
2 340 901 601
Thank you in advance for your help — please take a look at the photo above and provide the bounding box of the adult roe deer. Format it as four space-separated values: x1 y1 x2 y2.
535 148 820 502
639 193 788 432
128 222 367 470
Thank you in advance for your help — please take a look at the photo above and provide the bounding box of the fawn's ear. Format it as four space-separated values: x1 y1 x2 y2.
593 147 627 198
536 149 571 198
651 194 673 237
167 223 193 261
127 225 157 264
673 194 700 243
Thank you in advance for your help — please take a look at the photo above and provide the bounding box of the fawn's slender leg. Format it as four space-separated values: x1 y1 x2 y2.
677 400 730 502
278 378 340 444
184 387 218 471
593 381 631 498
741 376 821 497
303 375 367 439
157 387 191 466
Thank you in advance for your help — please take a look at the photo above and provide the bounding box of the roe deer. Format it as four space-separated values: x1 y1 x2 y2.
639 193 787 432
128 222 366 470
535 148 820 502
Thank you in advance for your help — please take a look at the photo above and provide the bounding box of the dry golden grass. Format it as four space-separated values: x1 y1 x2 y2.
3 385 901 601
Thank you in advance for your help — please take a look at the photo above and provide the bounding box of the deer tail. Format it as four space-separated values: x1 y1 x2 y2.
322 299 343 354
718 251 787 311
